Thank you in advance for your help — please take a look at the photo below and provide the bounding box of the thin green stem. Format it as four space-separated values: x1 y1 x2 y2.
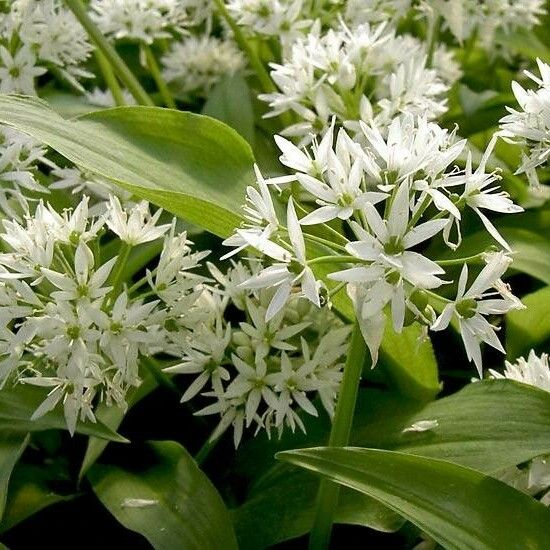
302 233 347 253
426 14 441 68
95 50 126 106
328 281 346 298
435 252 486 266
142 43 176 109
307 255 357 266
309 321 368 549
409 194 432 229
141 356 181 397
195 434 221 466
212 0 273 94
105 243 132 307
64 0 154 106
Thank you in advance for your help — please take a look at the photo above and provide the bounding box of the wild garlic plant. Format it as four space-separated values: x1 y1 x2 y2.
223 114 524 374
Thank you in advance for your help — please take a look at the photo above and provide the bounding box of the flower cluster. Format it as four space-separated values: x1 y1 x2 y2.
0 0 93 93
426 0 545 53
223 114 524 373
166 260 350 446
500 59 550 186
490 351 550 505
260 21 453 142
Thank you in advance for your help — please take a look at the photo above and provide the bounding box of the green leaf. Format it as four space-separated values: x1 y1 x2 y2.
0 464 75 534
232 464 404 549
278 447 550 550
202 73 255 144
502 28 550 63
0 384 127 442
88 441 238 550
506 286 550 360
79 375 158 479
0 95 255 238
0 433 29 521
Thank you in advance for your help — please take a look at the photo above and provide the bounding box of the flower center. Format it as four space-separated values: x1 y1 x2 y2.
384 236 404 256
455 298 477 318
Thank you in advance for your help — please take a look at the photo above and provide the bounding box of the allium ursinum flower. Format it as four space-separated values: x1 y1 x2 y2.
260 21 449 142
0 126 50 217
226 0 311 46
1 0 93 91
161 34 245 98
89 0 191 44
489 351 550 505
425 0 545 52
432 252 524 375
0 195 209 434
164 259 349 446
224 114 522 372
500 59 550 186
342 0 411 25
85 87 137 108
105 195 171 245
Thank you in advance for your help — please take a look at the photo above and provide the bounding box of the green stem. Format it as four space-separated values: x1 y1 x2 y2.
426 14 441 68
435 252 486 266
105 243 132 306
95 50 126 106
309 321 368 549
307 255 357 266
195 434 221 466
302 233 348 253
141 356 181 397
64 0 154 106
142 43 176 109
212 0 274 95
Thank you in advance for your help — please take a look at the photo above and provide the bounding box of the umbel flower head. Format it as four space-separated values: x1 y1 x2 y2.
500 58 550 185
223 113 523 372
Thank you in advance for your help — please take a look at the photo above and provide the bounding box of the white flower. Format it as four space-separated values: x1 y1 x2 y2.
105 196 171 245
490 350 550 393
237 198 321 320
0 45 46 95
500 59 550 184
161 35 245 97
432 252 523 375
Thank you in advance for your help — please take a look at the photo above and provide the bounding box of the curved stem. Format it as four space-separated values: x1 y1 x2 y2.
64 0 154 106
141 356 181 397
95 50 126 106
142 43 176 109
307 255 357 266
105 243 131 307
309 321 368 549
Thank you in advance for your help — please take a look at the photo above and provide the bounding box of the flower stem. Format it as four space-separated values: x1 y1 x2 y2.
426 14 441 68
309 321 367 549
95 50 126 106
141 356 181 397
307 255 357 266
64 0 154 106
435 252 486 266
105 243 132 307
195 434 221 466
142 43 176 109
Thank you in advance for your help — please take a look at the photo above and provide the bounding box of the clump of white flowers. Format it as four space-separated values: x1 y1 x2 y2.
0 0 93 93
89 0 191 44
426 0 546 54
500 59 550 186
260 21 450 142
0 125 50 217
490 351 550 505
161 35 245 98
223 114 524 373
166 260 350 447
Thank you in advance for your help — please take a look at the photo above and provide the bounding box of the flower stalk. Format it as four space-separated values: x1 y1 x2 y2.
309 320 368 549
142 43 177 109
64 0 154 106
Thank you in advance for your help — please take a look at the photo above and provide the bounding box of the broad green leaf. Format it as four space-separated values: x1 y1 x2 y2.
232 464 404 549
202 73 255 144
506 286 550 360
503 28 550 63
0 464 74 534
278 447 550 550
88 441 238 550
238 380 550 480
79 375 158 479
0 384 127 442
0 433 29 521
0 95 255 238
